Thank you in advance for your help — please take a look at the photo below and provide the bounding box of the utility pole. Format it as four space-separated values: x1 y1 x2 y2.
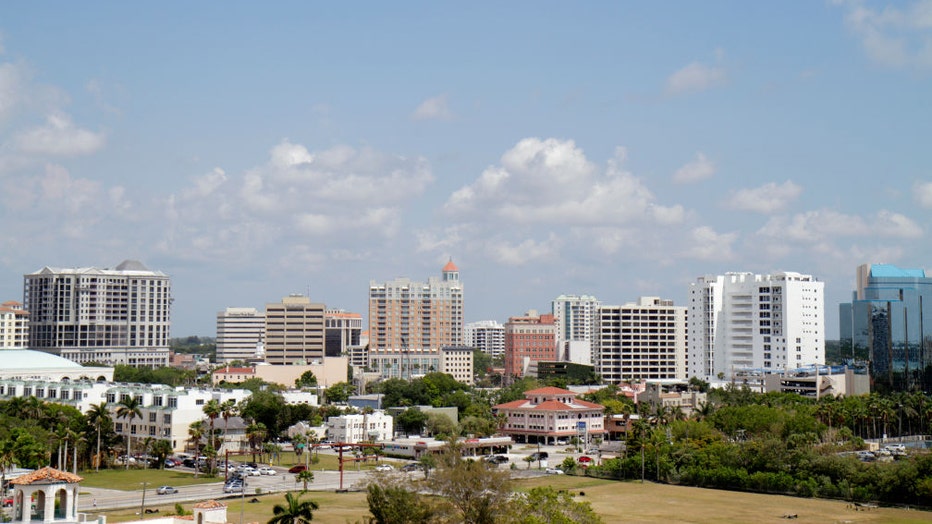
139 482 147 516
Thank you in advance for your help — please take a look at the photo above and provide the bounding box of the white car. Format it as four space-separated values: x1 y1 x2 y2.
258 467 277 475
375 464 393 472
545 467 564 475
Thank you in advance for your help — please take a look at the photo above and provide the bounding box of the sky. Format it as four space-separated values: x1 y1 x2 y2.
1 1 932 339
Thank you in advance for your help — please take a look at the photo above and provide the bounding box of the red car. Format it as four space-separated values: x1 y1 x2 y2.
577 456 593 463
2 497 13 508
288 464 307 473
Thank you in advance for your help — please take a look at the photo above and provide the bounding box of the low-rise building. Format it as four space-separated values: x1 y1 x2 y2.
325 411 393 443
493 386 605 445
762 365 870 398
640 382 707 418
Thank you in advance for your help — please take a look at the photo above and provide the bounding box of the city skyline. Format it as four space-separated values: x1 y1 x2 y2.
1 3 931 337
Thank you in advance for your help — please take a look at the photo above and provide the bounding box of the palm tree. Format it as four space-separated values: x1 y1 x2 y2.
203 399 222 472
268 492 318 524
116 396 144 470
188 421 205 478
0 438 16 497
246 422 267 463
86 402 111 473
151 439 173 470
295 469 315 492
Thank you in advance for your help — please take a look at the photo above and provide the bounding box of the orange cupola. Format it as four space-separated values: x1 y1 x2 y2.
443 258 459 272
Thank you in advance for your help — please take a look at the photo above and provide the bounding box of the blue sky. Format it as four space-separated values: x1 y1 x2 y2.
2 2 931 338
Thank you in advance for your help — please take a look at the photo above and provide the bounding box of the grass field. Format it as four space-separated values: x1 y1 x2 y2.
93 474 932 524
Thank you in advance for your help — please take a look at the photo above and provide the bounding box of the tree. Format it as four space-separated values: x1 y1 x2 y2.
295 371 318 388
366 479 436 524
203 399 222 472
425 412 457 439
295 469 315 491
151 439 173 469
246 422 268 463
86 402 111 472
115 396 143 469
430 440 513 524
268 491 319 524
507 486 603 524
396 408 428 436
187 421 205 478
323 382 354 404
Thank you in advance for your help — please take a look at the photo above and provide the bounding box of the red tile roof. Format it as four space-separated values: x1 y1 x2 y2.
193 500 226 509
524 386 575 396
10 467 83 485
216 367 254 374
443 259 459 272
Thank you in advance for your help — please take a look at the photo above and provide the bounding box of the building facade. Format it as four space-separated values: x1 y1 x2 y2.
325 309 363 358
464 320 505 359
493 386 605 445
264 295 325 365
839 263 932 392
504 311 556 379
595 297 687 383
325 411 393 443
368 260 464 354
23 260 172 367
0 300 29 349
552 294 600 364
215 307 266 363
367 346 472 384
687 272 824 381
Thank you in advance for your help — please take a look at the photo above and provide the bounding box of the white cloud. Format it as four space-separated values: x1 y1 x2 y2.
725 180 802 213
14 114 105 156
757 208 923 245
0 62 25 122
182 168 228 199
914 180 932 207
444 137 682 228
673 152 715 183
681 226 738 261
837 0 932 69
412 94 453 120
487 235 559 266
666 62 727 94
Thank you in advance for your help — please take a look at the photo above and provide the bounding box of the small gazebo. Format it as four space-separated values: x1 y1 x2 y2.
9 467 83 524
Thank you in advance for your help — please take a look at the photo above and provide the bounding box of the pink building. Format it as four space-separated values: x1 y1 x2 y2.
493 386 605 445
504 311 556 379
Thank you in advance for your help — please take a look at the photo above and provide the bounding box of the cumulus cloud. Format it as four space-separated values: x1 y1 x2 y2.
915 180 932 207
412 94 453 120
681 226 738 261
836 0 932 69
487 235 560 266
15 114 105 156
725 180 802 213
673 152 715 183
757 209 923 245
0 61 26 122
183 168 228 200
445 137 682 228
666 62 727 94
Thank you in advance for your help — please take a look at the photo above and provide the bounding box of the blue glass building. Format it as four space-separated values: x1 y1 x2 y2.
839 264 932 392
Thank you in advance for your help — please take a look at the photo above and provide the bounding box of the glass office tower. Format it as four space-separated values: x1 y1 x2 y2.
839 264 932 392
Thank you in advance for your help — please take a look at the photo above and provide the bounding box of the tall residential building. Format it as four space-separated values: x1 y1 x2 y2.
839 263 932 392
0 300 29 349
464 320 505 359
595 297 687 383
23 260 171 367
368 260 464 353
504 310 556 379
687 272 824 381
216 307 266 363
325 309 363 357
264 295 325 365
552 294 601 349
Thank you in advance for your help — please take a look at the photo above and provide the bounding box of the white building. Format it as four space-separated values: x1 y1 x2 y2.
595 297 687 383
552 294 600 364
464 320 505 359
215 307 266 363
440 345 474 385
687 272 824 381
368 345 474 384
325 411 393 443
0 301 29 349
23 260 171 367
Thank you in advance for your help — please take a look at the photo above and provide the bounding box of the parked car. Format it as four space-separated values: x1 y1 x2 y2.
401 463 421 472
529 452 549 461
374 464 393 472
258 467 276 475
545 467 564 475
2 497 13 508
223 483 245 494
485 455 509 465
163 459 176 468
156 486 178 495
577 456 593 463
288 464 307 473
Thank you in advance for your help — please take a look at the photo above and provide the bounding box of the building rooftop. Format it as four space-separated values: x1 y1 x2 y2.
0 350 84 369
870 264 926 278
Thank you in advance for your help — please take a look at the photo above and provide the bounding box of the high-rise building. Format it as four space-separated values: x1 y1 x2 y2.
504 310 556 379
368 260 464 353
595 297 687 383
23 260 171 367
552 294 601 352
687 272 824 381
216 307 266 363
0 300 29 349
839 263 932 392
464 320 505 359
325 309 363 357
264 295 325 365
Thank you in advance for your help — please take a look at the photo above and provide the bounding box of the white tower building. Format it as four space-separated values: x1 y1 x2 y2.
551 294 600 363
464 320 505 359
216 307 266 363
687 272 824 381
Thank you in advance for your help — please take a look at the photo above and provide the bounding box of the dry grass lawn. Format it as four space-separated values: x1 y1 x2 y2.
98 476 930 524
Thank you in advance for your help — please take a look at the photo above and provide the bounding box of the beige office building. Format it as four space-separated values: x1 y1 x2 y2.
595 297 687 383
264 295 325 365
0 301 29 349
